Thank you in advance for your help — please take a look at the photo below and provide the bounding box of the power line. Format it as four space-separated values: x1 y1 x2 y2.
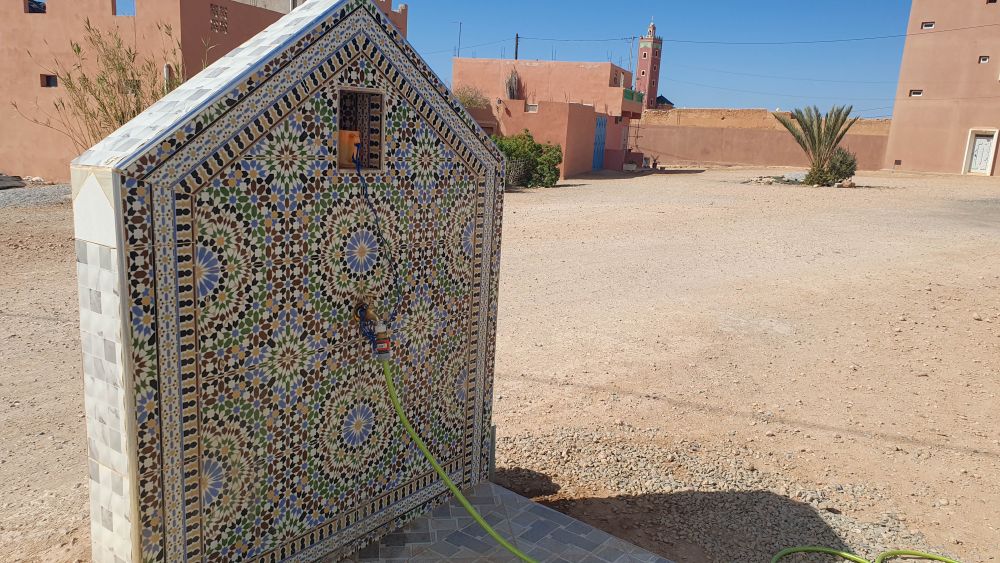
422 38 512 56
492 22 1000 48
669 62 898 84
518 35 637 43
660 22 1000 45
664 78 894 101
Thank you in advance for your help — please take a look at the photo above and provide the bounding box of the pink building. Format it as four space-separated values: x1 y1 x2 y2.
0 0 408 182
452 58 645 179
884 0 1000 175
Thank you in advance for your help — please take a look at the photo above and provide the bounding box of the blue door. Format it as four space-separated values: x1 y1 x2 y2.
593 116 607 170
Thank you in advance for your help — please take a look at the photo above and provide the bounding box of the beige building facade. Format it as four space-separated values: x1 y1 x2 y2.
885 0 1000 175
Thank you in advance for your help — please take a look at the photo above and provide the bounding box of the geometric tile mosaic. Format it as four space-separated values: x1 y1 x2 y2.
71 1 505 561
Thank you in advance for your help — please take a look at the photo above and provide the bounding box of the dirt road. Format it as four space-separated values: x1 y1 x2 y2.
1 168 997 562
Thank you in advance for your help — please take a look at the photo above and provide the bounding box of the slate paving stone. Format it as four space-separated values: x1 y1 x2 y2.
355 482 674 562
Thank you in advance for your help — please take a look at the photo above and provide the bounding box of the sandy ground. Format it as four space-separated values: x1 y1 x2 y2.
0 167 998 562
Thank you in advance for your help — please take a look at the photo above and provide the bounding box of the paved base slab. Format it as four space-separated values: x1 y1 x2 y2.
351 482 673 562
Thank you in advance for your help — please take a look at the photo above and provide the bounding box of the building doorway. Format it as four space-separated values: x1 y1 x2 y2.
964 130 998 175
593 116 607 170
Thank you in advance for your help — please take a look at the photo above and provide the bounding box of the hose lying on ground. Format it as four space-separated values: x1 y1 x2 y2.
772 546 962 563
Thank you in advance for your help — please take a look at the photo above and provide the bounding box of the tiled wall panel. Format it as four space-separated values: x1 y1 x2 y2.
72 1 504 561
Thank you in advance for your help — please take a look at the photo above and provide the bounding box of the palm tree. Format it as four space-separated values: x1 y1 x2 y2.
774 105 859 185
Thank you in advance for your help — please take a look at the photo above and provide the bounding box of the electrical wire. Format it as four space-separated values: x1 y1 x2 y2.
354 146 403 324
422 37 513 55
663 78 894 101
513 22 1000 47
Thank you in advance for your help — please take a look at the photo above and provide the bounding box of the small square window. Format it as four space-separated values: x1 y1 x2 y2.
921 21 935 29
40 74 58 88
909 89 924 97
989 0 997 4
981 55 991 64
113 0 136 16
526 104 539 113
25 0 46 13
337 89 383 171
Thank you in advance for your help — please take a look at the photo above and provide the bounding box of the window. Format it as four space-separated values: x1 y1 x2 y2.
113 0 136 16
40 74 57 88
337 89 383 171
210 3 229 34
642 52 648 59
990 0 997 4
24 0 46 13
614 116 623 125
921 21 935 29
909 89 924 97
640 70 646 77
981 55 991 64
526 104 539 113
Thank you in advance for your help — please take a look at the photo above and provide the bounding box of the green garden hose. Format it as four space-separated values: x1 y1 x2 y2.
771 546 870 563
772 546 962 563
874 550 961 563
380 359 539 563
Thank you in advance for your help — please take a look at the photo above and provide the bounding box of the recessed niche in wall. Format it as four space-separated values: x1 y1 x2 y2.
338 89 384 170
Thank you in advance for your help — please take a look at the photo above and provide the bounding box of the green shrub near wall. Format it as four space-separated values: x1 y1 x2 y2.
492 130 562 188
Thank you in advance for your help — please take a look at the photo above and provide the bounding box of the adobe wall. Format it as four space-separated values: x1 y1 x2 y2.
0 0 281 182
885 0 1000 174
492 99 596 179
639 109 891 171
0 0 182 181
453 59 632 117
179 0 281 76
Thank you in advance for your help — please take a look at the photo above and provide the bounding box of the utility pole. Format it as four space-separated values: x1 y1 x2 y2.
627 36 635 81
453 21 463 57
514 33 519 60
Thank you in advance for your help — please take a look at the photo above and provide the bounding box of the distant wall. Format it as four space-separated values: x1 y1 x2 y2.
638 109 891 171
180 0 281 77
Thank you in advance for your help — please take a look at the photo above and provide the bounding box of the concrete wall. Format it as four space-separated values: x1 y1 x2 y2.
638 109 891 171
0 0 281 182
885 0 1000 175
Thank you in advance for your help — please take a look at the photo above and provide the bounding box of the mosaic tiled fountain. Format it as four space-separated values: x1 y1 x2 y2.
71 1 678 561
72 1 503 560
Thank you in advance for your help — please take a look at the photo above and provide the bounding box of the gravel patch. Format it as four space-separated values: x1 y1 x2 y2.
0 185 70 208
496 427 969 563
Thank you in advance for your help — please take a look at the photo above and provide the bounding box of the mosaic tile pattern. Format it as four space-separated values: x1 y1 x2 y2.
352 483 675 563
77 237 136 563
71 1 504 561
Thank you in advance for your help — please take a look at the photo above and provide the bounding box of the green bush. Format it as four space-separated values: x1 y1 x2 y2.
804 165 834 187
532 143 563 188
493 130 562 187
828 147 857 183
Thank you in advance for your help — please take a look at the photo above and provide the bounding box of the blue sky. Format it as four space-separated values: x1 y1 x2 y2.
407 0 911 118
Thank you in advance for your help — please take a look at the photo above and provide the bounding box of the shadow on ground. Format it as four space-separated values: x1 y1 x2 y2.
495 467 851 563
